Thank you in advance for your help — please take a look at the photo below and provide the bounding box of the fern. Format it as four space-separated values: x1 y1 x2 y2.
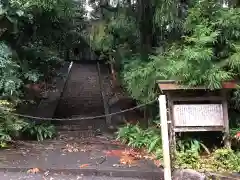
22 122 56 141
117 124 162 158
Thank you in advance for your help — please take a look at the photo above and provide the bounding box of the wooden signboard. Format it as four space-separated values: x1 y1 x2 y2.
156 80 237 147
173 104 224 127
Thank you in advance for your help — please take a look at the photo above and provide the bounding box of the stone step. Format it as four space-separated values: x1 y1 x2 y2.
56 124 100 131
54 63 105 118
54 118 106 131
57 129 99 139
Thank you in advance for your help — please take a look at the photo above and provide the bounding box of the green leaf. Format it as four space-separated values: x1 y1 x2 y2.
16 10 24 17
148 136 161 153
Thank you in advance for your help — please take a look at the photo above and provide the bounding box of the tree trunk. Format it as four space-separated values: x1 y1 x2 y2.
138 0 153 61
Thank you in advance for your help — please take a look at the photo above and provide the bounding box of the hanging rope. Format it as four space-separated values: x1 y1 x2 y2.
0 99 157 121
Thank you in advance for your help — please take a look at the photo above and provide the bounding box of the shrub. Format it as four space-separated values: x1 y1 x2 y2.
22 122 56 141
175 139 206 169
211 148 240 172
117 124 240 172
117 123 162 159
0 100 27 147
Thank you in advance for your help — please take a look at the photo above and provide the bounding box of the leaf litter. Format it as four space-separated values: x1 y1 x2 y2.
104 148 161 167
27 168 40 174
62 143 91 153
79 164 90 168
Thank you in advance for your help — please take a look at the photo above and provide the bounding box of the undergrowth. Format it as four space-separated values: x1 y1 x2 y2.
117 124 240 173
22 122 56 141
117 123 163 159
0 100 56 148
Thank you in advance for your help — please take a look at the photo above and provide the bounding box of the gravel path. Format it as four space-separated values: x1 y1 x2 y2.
0 171 145 180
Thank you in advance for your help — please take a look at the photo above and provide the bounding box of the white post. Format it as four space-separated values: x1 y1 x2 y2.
159 95 172 180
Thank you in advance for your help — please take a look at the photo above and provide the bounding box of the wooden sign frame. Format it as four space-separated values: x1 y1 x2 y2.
157 80 237 149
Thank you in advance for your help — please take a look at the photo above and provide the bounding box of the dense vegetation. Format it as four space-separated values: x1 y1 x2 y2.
88 0 240 172
117 123 240 172
0 0 240 172
89 0 240 103
0 0 84 145
0 0 85 97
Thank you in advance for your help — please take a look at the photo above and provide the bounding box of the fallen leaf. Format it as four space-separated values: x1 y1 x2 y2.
27 168 40 174
154 160 161 167
143 154 156 160
104 150 124 157
63 143 80 152
79 164 90 168
119 155 136 166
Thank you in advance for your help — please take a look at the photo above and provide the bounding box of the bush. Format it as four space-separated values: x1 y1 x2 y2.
117 124 240 173
175 139 208 169
22 122 56 141
0 100 56 148
0 100 27 147
117 123 162 158
211 148 240 172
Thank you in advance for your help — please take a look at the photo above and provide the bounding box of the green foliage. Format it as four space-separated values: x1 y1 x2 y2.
10 0 73 14
175 139 210 169
211 148 240 172
117 124 240 172
120 0 240 103
0 42 22 96
175 139 240 172
0 99 56 145
229 126 240 149
177 147 240 173
117 123 162 159
94 0 240 173
19 42 64 80
0 100 27 147
175 148 201 169
0 0 85 147
177 138 210 154
90 10 139 61
22 122 56 141
122 55 167 103
0 0 81 100
230 127 240 137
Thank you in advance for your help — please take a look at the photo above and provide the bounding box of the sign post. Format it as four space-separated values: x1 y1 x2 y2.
159 95 172 180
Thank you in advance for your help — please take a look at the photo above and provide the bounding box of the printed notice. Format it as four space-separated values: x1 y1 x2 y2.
173 104 224 127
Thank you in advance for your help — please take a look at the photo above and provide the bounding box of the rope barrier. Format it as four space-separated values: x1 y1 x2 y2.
0 99 157 121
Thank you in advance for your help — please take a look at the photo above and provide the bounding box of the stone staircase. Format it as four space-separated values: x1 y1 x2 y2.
53 62 107 134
